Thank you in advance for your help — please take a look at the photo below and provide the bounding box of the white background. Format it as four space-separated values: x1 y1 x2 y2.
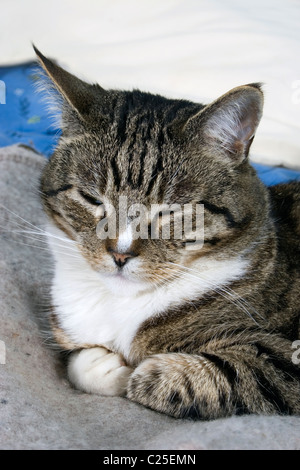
2 0 300 169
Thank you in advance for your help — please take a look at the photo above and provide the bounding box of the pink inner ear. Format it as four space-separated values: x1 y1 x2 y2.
231 118 256 157
205 92 262 159
181 85 263 161
237 115 256 144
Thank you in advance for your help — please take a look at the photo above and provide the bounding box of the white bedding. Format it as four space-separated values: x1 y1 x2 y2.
2 0 300 169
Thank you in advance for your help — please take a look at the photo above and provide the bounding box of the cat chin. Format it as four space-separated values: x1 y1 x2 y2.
97 271 151 297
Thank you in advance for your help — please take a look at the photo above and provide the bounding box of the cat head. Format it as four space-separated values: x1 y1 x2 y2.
35 46 267 296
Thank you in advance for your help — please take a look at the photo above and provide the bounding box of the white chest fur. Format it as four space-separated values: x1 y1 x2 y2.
47 225 249 360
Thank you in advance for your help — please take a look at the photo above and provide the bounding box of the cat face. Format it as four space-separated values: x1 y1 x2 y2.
35 46 267 295
42 127 204 295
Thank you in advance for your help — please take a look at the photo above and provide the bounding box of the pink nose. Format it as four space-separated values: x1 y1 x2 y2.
111 251 134 268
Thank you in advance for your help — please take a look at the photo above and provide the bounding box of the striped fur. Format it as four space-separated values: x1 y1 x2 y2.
35 47 300 420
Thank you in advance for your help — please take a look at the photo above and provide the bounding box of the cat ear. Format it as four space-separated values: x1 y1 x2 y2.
33 45 107 122
185 84 264 163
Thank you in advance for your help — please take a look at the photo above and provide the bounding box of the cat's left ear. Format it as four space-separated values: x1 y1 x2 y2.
33 45 107 124
184 84 264 163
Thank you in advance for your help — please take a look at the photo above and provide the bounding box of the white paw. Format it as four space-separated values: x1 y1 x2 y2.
67 347 133 396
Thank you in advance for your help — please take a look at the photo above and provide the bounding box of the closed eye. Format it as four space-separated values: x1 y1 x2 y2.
79 190 103 206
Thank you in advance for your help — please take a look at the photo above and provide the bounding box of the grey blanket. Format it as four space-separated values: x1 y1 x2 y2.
1 144 299 450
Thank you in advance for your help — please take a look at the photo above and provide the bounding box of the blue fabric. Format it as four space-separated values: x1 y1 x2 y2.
1 61 300 186
0 61 61 156
251 162 300 186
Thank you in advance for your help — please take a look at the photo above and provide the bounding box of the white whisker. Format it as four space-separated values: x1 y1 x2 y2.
5 237 81 260
0 224 79 254
0 203 81 260
166 261 262 324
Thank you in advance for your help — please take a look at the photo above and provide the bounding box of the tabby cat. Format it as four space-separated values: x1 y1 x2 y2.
34 46 300 420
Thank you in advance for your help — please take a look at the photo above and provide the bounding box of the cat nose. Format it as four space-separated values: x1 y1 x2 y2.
110 250 135 268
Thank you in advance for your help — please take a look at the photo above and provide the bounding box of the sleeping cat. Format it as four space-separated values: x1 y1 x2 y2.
34 46 300 420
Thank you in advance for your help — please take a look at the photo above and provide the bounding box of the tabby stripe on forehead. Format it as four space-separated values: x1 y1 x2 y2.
126 114 153 189
145 127 165 196
44 184 73 197
111 156 121 190
137 148 146 188
145 153 164 196
137 122 151 188
127 115 144 189
115 98 129 146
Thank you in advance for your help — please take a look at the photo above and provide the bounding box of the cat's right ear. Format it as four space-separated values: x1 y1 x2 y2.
33 45 107 125
182 84 264 164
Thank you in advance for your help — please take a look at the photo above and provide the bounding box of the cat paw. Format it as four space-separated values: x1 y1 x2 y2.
127 353 228 419
127 354 190 417
68 347 133 396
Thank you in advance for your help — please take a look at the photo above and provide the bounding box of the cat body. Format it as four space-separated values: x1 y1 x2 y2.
34 46 300 419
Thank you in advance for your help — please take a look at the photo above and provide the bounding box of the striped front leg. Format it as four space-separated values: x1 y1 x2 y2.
127 344 300 419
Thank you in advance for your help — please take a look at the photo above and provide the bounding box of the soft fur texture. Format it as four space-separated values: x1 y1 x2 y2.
32 47 300 420
1 144 300 449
